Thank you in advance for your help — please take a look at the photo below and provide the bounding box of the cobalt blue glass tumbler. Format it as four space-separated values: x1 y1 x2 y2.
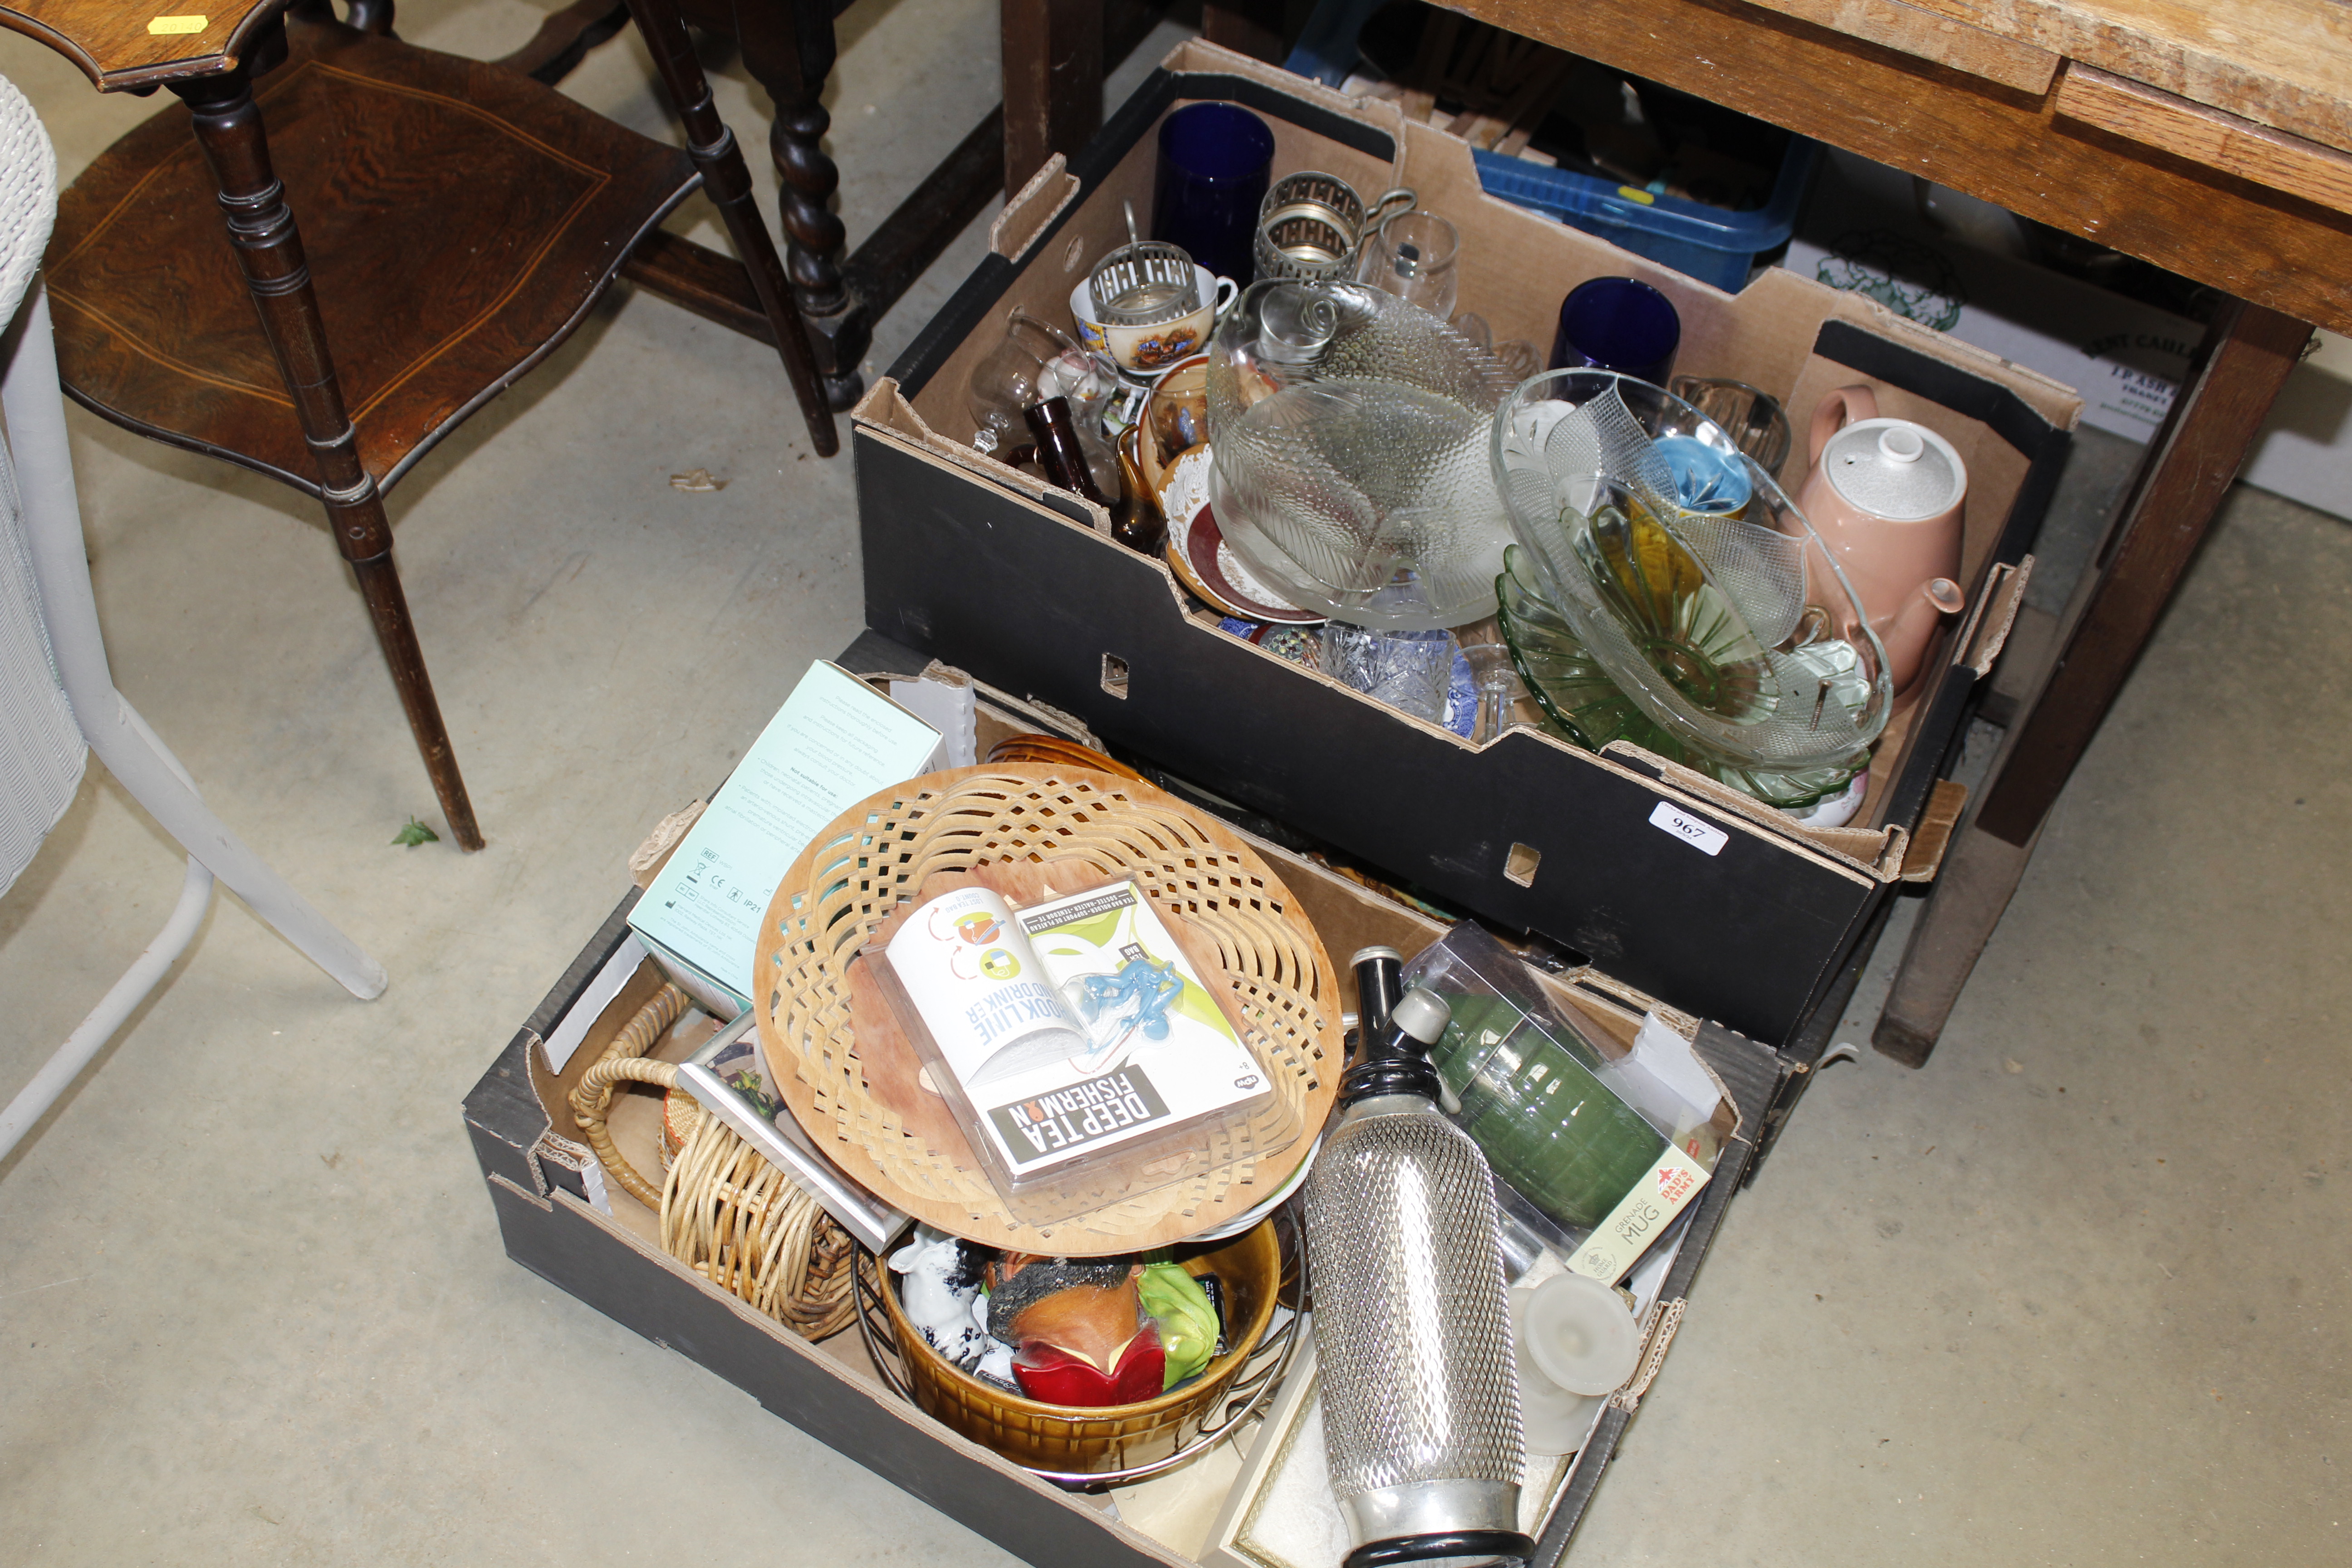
1152 103 1276 288
1548 276 1681 384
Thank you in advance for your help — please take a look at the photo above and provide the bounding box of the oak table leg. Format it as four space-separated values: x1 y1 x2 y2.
1002 0 1104 196
169 62 485 853
627 0 838 454
1873 297 2308 1066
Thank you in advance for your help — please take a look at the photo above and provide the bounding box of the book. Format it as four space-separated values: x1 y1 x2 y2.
872 877 1279 1220
1009 878 1270 1172
629 661 941 1009
878 886 1090 1091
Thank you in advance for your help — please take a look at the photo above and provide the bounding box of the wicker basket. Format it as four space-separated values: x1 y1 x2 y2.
867 1220 1285 1477
569 988 857 1340
755 764 1341 1254
981 732 1146 781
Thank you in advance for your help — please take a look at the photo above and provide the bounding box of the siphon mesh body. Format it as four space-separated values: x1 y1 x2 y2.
1302 1097 1525 1519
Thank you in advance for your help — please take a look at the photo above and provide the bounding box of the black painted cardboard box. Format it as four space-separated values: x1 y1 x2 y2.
851 41 2082 1049
466 652 1788 1568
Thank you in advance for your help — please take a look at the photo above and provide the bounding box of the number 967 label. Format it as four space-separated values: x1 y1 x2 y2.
1648 801 1729 857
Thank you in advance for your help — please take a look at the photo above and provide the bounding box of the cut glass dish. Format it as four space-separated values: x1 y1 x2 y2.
1206 280 1519 630
1495 545 1866 810
1490 370 1893 777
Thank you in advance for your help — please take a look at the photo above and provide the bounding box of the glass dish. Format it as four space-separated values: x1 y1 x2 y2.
1490 370 1893 778
1495 545 1866 810
1319 622 1457 723
1206 280 1519 630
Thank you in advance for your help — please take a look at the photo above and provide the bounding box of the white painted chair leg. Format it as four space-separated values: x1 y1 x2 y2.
0 854 213 1161
3 285 387 1001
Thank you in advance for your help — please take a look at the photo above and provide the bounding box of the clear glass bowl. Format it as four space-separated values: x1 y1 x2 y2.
1490 369 1893 775
1206 280 1519 630
1496 545 1866 810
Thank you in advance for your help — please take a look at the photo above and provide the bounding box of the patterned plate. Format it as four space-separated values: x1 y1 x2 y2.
1160 446 1323 625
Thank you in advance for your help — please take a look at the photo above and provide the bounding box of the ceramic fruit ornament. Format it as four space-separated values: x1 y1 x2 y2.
985 1253 1231 1404
1136 1261 1220 1387
989 1257 1164 1406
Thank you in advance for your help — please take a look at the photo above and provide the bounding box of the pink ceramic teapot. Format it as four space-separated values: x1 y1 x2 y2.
1797 386 1968 697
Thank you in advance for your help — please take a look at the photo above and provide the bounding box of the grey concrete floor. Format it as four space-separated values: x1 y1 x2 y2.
0 7 2344 1564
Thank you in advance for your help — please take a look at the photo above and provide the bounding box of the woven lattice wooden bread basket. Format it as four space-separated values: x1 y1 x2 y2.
755 764 1341 1254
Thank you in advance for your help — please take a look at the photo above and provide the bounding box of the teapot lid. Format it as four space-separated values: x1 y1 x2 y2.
1821 418 1965 522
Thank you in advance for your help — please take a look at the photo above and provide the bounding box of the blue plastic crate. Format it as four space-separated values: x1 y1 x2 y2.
1284 0 1815 292
1470 140 1815 293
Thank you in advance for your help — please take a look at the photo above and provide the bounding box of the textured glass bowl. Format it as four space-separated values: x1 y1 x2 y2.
1490 370 1893 776
1206 280 1519 630
1496 545 1866 810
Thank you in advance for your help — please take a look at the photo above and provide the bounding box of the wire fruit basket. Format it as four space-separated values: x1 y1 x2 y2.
852 1218 1302 1485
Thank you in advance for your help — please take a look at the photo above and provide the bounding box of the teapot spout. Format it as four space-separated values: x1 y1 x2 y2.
1877 577 1966 696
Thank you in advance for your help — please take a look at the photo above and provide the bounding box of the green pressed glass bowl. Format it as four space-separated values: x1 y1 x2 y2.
1490 369 1894 777
1496 545 1865 811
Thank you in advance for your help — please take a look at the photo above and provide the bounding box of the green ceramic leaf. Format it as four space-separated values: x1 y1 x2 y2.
1137 1262 1220 1389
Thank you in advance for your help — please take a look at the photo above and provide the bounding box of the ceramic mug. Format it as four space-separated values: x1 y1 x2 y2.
1797 385 1968 696
1071 266 1238 374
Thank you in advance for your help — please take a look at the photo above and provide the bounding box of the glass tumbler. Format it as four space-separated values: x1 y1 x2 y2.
1355 210 1460 320
1548 275 1681 384
1152 103 1275 288
1321 623 1459 723
1668 375 1793 477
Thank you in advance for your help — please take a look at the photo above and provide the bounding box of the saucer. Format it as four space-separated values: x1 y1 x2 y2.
1159 447 1323 625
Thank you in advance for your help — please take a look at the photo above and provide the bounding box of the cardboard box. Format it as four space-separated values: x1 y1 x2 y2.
851 43 2081 1049
466 657 1790 1568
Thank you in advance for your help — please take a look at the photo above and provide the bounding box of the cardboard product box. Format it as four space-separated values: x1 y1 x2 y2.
466 651 1788 1568
1784 147 2352 522
852 42 2082 1051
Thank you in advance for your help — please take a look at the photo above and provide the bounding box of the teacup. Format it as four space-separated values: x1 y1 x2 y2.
1071 265 1238 375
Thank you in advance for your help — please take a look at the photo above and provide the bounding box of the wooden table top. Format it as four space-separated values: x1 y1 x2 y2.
1456 0 2352 334
1896 0 2352 152
0 0 289 90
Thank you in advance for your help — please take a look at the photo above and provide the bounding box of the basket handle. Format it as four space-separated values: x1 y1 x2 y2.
571 1055 679 1210
568 983 689 1210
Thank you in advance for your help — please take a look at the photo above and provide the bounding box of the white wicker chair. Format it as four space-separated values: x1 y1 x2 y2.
0 74 385 1163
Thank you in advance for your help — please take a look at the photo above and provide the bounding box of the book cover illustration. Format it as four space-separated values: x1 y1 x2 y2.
982 880 1269 1173
879 885 1088 1092
1019 882 1251 1078
697 1028 783 1122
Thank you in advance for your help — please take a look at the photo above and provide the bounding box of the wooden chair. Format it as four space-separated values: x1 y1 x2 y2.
503 0 1183 414
498 0 879 412
0 0 838 851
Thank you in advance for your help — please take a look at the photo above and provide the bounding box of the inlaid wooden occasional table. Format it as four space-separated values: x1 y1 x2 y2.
0 0 837 850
